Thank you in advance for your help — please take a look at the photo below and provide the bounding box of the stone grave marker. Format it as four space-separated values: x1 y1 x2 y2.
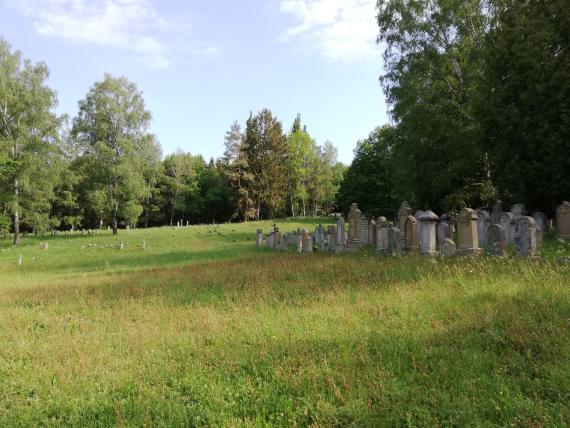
347 203 362 249
498 212 516 245
441 239 457 257
487 224 506 256
388 226 402 256
556 201 570 240
476 209 491 248
403 215 419 256
419 211 439 256
515 216 538 257
376 216 389 254
458 208 481 256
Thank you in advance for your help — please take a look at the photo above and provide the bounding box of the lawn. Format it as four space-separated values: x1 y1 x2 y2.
1 220 569 426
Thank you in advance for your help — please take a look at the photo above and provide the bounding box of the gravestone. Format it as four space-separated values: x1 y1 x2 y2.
511 203 527 219
498 212 515 245
457 208 481 256
441 239 457 257
266 233 275 249
491 201 503 225
361 216 369 245
256 229 263 248
347 204 362 249
487 224 506 256
279 235 288 251
515 216 538 257
327 225 337 251
556 201 570 240
403 215 419 256
336 216 346 252
397 202 413 247
388 226 402 256
476 209 491 248
297 232 303 253
369 219 377 246
437 214 452 247
532 212 548 244
302 230 313 253
419 211 439 256
376 216 389 254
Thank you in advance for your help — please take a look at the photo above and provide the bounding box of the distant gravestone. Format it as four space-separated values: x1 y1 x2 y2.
397 202 413 247
347 203 362 249
266 233 275 249
369 219 377 246
279 234 288 251
476 209 491 248
457 208 481 256
376 216 389 254
403 215 419 256
327 225 337 251
419 211 439 256
441 239 457 257
437 214 452 247
556 201 570 240
256 229 263 248
532 212 548 244
297 232 303 253
388 226 402 256
487 224 507 256
498 212 516 245
491 201 503 225
336 216 346 252
511 203 527 219
515 216 538 257
361 216 369 245
302 230 313 253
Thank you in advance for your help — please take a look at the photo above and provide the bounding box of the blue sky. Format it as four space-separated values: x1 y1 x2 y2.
0 0 388 164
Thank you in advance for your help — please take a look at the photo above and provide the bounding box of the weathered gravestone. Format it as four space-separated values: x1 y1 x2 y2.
256 229 263 248
361 216 369 245
476 209 491 248
327 225 337 251
347 204 362 250
279 235 288 251
403 215 420 256
397 202 413 247
487 224 507 256
498 212 516 245
297 232 303 253
388 226 402 256
437 214 452 247
532 212 548 244
491 201 503 225
369 219 377 246
515 216 538 258
376 216 389 254
556 201 570 240
441 239 457 257
458 208 481 256
336 216 346 252
302 230 313 253
266 233 275 249
511 203 527 219
419 211 439 256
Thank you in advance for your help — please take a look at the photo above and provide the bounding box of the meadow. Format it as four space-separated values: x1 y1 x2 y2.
1 220 569 427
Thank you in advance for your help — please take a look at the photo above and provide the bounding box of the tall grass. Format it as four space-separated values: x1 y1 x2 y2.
0 221 569 426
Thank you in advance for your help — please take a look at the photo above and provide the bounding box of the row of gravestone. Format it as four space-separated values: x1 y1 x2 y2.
256 201 570 257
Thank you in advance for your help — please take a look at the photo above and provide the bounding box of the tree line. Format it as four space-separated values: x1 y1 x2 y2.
338 0 569 218
0 39 345 244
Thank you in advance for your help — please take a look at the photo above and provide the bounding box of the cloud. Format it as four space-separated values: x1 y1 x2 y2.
279 0 379 62
7 0 219 69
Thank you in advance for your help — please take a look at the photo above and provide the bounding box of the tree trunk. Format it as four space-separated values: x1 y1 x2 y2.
12 177 19 246
112 217 118 235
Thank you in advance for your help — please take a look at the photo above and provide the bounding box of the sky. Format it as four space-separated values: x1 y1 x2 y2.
0 0 389 164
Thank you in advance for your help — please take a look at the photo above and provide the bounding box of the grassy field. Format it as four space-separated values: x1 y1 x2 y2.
1 219 569 427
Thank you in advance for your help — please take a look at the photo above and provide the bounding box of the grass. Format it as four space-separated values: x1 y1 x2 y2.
0 219 569 426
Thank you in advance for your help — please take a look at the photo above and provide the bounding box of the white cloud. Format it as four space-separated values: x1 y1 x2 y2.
7 0 219 69
280 0 379 62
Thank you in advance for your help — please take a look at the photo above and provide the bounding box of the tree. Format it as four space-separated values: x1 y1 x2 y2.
243 110 288 219
71 74 152 235
0 39 61 244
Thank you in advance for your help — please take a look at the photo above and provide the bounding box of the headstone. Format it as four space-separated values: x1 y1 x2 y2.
487 224 507 256
376 216 389 254
388 226 402 256
437 214 452 246
279 234 288 251
491 201 503 225
266 233 275 249
515 216 538 257
327 225 337 251
556 201 570 240
397 202 413 247
511 203 527 219
476 209 491 248
532 212 548 244
18 255 23 265
302 230 313 253
498 212 516 245
297 232 303 253
142 240 146 250
360 216 370 245
347 203 362 249
441 239 456 257
336 216 346 252
403 215 419 256
419 211 439 256
256 229 263 248
457 208 481 256
368 219 377 246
